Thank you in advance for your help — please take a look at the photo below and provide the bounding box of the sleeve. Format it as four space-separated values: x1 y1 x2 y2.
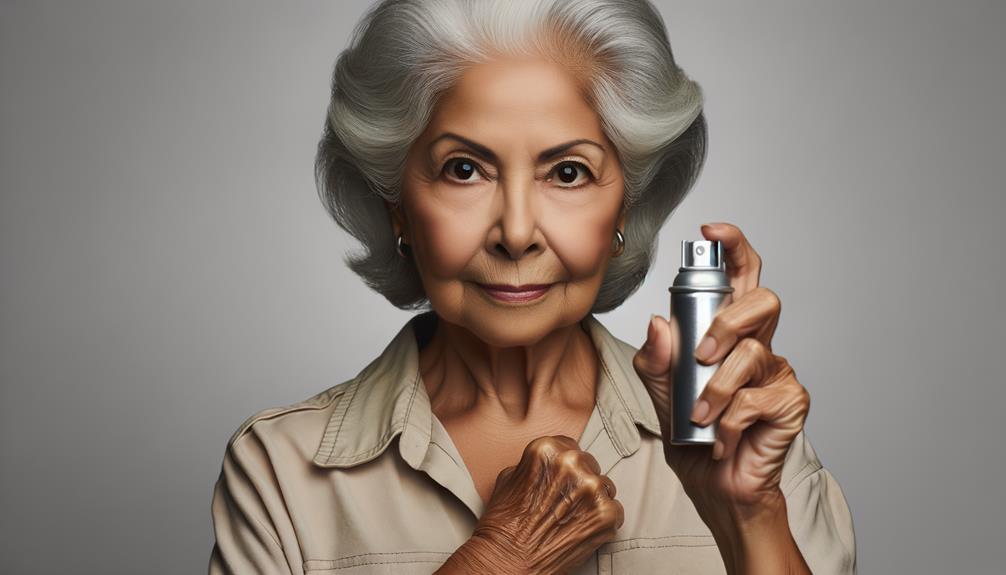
781 430 858 575
208 430 301 575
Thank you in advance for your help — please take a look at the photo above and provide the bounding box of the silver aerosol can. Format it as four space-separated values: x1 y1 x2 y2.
668 240 734 445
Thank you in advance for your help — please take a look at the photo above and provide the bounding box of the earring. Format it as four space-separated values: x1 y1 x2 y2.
612 229 625 257
396 234 410 258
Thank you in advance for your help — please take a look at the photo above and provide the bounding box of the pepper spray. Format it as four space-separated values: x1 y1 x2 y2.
668 240 734 445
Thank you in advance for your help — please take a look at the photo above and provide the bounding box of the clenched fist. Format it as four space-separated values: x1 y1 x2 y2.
438 435 624 575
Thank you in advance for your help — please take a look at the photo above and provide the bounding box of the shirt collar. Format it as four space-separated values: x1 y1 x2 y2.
312 311 662 469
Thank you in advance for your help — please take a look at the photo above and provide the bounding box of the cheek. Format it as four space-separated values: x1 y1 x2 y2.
409 200 483 280
540 202 614 279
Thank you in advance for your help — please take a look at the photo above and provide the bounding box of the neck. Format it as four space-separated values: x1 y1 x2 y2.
419 314 598 424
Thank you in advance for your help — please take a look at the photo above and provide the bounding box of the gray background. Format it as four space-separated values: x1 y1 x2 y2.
1 0 1003 573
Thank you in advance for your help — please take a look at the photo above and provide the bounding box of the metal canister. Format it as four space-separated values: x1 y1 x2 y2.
668 240 734 445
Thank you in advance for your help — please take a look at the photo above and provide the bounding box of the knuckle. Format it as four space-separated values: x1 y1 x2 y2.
526 435 562 458
577 474 603 494
760 286 781 311
702 381 728 405
739 336 765 356
601 476 617 498
599 498 624 529
553 434 578 447
555 449 582 471
796 383 811 410
718 417 741 436
735 387 757 408
580 452 601 474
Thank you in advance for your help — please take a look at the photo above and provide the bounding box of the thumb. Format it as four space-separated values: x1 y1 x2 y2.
634 314 678 382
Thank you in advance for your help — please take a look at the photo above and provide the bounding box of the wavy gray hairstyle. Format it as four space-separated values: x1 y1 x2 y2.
316 0 707 313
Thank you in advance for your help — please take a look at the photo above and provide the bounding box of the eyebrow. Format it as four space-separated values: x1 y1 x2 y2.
429 132 605 163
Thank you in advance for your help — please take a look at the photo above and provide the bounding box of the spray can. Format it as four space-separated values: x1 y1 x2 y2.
668 240 734 445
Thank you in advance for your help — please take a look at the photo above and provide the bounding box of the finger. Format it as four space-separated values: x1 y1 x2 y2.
599 474 617 500
571 474 607 502
714 372 810 461
700 222 762 298
526 449 598 537
528 476 577 539
549 435 580 449
555 474 615 528
529 475 597 541
693 287 782 366
520 435 576 470
692 337 779 426
634 313 678 382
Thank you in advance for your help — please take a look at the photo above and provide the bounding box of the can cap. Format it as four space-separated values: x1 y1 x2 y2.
681 240 725 270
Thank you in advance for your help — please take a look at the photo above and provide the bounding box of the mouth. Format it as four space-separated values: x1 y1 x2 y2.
477 283 553 304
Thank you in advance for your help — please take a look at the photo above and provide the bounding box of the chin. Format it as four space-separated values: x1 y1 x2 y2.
463 314 556 348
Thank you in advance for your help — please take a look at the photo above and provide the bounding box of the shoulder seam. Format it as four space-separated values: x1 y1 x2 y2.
227 382 352 447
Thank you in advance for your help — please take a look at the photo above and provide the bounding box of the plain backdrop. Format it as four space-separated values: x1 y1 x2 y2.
1 1 1003 573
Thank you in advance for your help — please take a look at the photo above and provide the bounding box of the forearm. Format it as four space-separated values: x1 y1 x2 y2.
700 492 811 575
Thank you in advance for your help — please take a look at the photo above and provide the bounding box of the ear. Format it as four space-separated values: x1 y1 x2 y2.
616 204 628 232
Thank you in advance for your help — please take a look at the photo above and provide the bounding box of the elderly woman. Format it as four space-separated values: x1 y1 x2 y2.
208 0 856 573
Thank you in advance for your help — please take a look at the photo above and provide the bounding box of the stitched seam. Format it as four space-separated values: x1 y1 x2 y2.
327 372 423 463
234 386 349 446
596 353 632 454
307 550 453 563
581 423 604 452
304 551 453 572
402 370 421 433
308 559 446 572
323 427 400 463
609 542 718 554
611 343 661 432
598 350 630 411
605 534 714 545
324 380 362 462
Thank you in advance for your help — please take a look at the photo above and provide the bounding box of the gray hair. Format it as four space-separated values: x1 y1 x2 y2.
315 0 707 313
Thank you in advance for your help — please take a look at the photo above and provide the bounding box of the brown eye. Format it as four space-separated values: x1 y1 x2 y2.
442 157 482 182
551 161 592 187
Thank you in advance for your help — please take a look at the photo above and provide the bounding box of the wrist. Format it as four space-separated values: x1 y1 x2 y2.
732 503 810 575
436 534 522 575
698 491 810 575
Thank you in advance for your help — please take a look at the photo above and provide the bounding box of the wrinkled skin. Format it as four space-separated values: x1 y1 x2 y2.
437 436 623 575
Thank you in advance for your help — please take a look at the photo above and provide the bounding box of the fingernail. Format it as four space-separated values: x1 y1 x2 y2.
694 335 717 362
712 439 724 460
691 399 709 424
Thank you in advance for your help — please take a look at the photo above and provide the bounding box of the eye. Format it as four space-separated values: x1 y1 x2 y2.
441 157 485 183
549 161 594 188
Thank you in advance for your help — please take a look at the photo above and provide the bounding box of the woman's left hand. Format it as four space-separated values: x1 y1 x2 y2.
632 222 811 521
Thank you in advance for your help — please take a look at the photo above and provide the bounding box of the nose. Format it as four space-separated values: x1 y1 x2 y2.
489 175 543 260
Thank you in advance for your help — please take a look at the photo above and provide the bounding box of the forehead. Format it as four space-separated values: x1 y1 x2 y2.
426 56 605 139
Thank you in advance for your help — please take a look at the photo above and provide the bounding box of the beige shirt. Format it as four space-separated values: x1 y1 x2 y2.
208 312 857 574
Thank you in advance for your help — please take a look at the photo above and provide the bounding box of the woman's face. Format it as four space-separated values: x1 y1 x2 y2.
393 55 626 347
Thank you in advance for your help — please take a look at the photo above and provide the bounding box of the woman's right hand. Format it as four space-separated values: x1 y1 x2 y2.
441 435 624 574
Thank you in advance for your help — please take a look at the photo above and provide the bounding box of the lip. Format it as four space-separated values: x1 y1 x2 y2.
478 283 553 304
